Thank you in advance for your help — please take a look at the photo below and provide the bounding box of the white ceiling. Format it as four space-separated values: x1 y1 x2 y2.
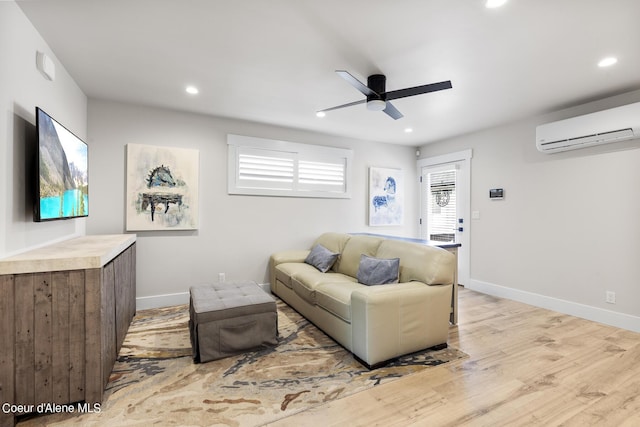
17 0 640 145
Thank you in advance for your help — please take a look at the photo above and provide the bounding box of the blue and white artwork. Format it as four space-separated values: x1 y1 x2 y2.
369 167 404 226
126 144 199 231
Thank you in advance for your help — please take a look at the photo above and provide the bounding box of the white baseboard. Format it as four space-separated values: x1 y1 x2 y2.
467 279 640 333
136 292 189 310
135 282 272 311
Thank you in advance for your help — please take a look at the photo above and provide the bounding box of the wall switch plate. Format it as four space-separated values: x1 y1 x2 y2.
472 211 481 219
219 273 226 283
606 291 616 304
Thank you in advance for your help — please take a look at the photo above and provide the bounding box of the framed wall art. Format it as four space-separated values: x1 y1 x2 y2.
368 166 404 226
126 143 199 231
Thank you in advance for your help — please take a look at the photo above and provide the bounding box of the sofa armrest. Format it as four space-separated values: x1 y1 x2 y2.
350 282 452 367
270 250 310 265
269 250 310 287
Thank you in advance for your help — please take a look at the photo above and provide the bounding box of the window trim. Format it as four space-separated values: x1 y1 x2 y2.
227 134 353 198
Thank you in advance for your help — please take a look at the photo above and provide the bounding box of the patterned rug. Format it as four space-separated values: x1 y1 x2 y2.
18 299 467 426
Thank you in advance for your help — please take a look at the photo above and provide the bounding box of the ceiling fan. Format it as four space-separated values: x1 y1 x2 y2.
318 70 452 120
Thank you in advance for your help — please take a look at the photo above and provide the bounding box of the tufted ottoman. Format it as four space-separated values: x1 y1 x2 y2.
189 281 278 363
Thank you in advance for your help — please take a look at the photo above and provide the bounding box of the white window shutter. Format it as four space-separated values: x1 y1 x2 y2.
237 147 295 190
228 134 352 198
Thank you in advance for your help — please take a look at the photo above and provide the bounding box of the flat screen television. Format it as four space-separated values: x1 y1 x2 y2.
34 107 89 221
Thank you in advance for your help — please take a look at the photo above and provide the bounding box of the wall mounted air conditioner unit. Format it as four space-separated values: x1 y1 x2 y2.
536 101 640 153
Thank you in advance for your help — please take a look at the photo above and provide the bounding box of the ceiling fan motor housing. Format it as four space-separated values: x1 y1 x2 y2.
367 74 386 102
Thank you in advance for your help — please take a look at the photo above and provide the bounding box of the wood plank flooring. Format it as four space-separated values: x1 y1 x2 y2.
267 287 640 426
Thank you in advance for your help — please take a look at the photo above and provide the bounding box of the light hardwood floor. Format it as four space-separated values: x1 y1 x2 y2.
268 286 640 426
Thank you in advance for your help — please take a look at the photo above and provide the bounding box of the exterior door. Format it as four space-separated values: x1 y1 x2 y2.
422 164 458 243
418 150 471 287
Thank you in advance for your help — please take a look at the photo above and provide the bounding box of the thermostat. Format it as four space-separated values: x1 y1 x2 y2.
489 188 504 200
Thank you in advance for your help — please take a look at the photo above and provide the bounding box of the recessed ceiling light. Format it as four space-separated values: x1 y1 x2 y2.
404 128 413 133
316 111 326 118
185 85 199 95
598 57 618 67
485 0 507 8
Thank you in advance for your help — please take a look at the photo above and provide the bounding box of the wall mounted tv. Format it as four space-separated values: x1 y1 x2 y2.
34 107 88 221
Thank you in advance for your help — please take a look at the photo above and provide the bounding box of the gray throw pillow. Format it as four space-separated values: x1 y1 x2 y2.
305 244 339 273
356 254 400 286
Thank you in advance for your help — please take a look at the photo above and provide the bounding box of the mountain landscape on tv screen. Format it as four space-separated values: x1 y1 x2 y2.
38 112 88 219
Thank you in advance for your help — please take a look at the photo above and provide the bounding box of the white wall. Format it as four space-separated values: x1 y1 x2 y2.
419 90 640 331
13 0 636 328
0 1 88 258
87 99 419 308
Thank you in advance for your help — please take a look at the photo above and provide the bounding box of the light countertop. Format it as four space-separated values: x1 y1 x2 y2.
0 234 136 275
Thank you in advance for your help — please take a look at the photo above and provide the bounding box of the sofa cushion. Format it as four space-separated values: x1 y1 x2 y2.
356 255 400 286
291 270 356 304
376 240 455 285
313 233 351 268
305 244 339 273
275 262 318 289
315 282 365 322
335 235 384 278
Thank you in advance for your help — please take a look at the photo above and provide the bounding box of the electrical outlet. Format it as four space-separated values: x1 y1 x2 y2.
218 273 225 283
606 291 616 304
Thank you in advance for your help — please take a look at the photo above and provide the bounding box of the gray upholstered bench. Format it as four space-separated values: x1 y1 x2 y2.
189 281 278 363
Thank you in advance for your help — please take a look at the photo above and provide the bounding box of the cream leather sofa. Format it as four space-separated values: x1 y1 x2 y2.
269 232 455 368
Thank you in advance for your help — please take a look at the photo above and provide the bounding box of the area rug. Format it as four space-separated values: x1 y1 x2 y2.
19 299 467 427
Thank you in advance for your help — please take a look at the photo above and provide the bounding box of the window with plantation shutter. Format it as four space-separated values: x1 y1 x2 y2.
228 134 352 198
298 157 346 193
237 147 295 191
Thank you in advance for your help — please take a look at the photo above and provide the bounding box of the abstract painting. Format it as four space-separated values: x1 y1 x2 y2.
126 144 199 231
369 167 404 226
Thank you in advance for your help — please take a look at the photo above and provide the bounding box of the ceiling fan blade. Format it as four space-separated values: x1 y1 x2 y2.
317 98 366 114
336 70 377 96
383 102 403 120
384 80 452 101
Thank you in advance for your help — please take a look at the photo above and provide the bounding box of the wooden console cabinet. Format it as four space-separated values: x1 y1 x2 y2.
0 235 136 427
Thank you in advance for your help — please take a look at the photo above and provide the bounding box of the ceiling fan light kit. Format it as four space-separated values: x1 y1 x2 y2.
318 70 452 120
367 99 386 111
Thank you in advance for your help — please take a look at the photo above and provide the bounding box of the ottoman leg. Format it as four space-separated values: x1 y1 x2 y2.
189 297 201 363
